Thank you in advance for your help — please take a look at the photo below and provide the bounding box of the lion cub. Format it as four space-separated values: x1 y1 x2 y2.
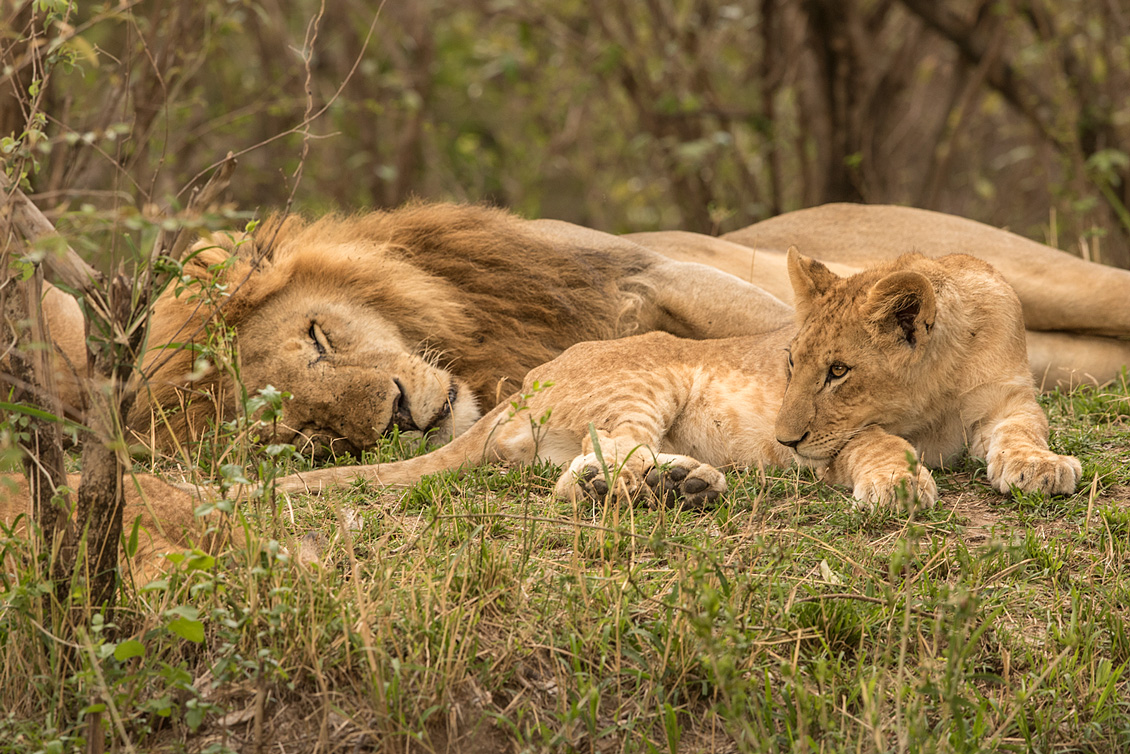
276 248 1081 506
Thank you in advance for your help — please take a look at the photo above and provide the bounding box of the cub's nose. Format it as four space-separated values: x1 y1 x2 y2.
777 431 809 450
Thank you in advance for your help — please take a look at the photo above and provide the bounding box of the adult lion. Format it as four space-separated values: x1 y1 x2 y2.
128 203 792 455
37 202 1130 456
275 247 1082 506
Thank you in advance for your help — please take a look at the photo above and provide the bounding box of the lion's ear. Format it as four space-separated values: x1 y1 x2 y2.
175 241 286 326
862 270 936 348
180 244 235 282
786 245 839 311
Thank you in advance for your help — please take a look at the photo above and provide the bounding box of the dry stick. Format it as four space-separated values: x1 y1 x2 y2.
0 172 108 311
150 152 239 263
178 0 385 197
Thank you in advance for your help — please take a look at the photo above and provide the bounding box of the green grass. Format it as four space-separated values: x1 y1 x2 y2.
3 382 1130 752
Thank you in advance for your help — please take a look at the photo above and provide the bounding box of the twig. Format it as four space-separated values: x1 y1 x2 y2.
0 171 111 320
178 0 386 197
150 152 238 262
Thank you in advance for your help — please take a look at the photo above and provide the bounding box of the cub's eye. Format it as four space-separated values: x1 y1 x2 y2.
826 363 850 382
309 322 331 356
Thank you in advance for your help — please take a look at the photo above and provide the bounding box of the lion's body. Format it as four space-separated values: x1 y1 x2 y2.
276 250 1081 506
9 203 1102 574
0 473 215 583
631 203 1130 389
0 281 88 420
25 202 1130 461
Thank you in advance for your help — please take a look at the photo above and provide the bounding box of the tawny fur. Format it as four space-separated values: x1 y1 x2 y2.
30 203 1130 456
8 206 1107 578
274 250 1082 508
631 203 1130 389
33 203 1130 457
125 202 791 453
0 282 88 421
0 473 224 584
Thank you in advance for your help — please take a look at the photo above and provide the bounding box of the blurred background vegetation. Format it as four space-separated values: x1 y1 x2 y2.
3 0 1130 266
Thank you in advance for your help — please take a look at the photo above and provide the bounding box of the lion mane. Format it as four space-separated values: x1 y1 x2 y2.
130 202 653 449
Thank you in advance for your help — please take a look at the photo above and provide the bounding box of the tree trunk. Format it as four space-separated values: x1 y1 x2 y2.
0 266 73 565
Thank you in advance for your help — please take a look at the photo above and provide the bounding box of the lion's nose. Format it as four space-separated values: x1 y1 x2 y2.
390 379 421 432
777 431 809 450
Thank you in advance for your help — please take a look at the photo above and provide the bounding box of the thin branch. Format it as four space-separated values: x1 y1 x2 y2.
150 152 238 262
897 0 1066 152
0 171 112 320
177 0 385 200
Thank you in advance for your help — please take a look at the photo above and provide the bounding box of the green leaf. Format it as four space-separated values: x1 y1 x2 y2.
125 515 142 558
167 617 205 643
185 550 215 571
165 605 205 643
114 639 146 661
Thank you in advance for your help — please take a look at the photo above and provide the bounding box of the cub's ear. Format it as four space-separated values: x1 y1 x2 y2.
863 270 936 348
786 245 840 312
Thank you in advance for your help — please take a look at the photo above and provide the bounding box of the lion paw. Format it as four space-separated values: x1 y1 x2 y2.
644 454 727 506
988 449 1082 496
851 464 938 509
554 452 726 505
554 453 643 501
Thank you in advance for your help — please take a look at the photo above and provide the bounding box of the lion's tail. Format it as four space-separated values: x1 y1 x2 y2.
273 399 514 496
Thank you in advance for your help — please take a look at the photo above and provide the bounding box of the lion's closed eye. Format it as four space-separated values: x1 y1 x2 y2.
309 322 332 356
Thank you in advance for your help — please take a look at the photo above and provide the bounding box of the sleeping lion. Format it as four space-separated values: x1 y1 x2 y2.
274 247 1082 506
2 205 1100 573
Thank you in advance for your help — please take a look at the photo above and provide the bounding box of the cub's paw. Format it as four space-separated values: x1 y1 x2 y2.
643 454 727 506
554 453 644 502
851 464 938 509
987 449 1082 496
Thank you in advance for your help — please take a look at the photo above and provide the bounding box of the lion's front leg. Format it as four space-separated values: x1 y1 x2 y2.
825 427 938 508
969 391 1082 496
554 430 727 506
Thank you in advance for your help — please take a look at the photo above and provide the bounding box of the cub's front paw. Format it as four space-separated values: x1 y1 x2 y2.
987 448 1082 496
554 453 644 502
644 454 727 506
553 451 726 505
851 463 938 509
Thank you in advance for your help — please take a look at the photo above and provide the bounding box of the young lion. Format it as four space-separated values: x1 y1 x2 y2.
274 248 1082 506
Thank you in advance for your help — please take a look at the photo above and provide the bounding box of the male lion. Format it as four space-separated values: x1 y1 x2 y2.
273 248 1083 506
